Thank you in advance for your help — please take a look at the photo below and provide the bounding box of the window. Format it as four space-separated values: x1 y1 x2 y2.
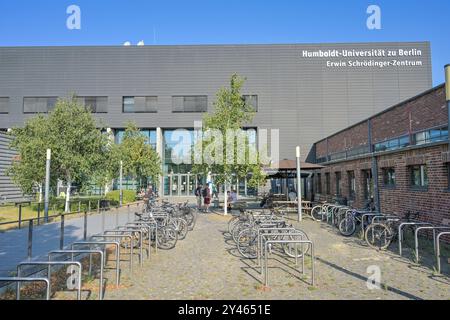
347 171 356 199
362 169 373 201
410 165 428 189
335 172 342 195
0 97 8 114
172 96 207 113
242 95 258 112
115 129 157 149
77 97 108 113
448 163 450 190
23 97 58 113
316 173 322 194
325 173 331 195
374 135 410 152
123 96 157 113
382 168 396 187
414 127 448 145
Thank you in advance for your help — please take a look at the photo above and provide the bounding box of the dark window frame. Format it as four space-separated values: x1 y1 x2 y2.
23 97 58 114
335 172 342 196
172 95 208 113
0 97 9 114
325 173 331 195
242 95 258 112
316 173 322 194
122 96 158 114
79 96 108 114
409 164 428 190
382 167 396 188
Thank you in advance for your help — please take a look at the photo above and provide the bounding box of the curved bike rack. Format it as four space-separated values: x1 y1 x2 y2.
0 277 50 300
436 231 450 274
48 250 104 300
398 222 433 256
17 261 82 300
71 241 120 287
263 239 315 287
414 226 450 263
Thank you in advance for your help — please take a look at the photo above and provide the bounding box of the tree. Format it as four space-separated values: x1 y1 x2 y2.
115 122 162 190
192 74 267 214
7 115 51 200
8 96 109 212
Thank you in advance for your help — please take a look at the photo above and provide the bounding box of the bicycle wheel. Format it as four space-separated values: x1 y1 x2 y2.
228 215 241 234
232 222 252 244
339 216 356 237
365 223 393 250
237 228 258 259
170 218 188 241
311 206 324 221
157 226 178 250
184 211 197 231
282 230 310 258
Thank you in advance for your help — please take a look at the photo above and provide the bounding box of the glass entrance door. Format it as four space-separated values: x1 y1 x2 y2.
180 175 188 196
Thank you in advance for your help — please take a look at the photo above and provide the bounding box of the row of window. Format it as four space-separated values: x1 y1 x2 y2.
317 164 438 200
0 95 259 114
320 126 449 164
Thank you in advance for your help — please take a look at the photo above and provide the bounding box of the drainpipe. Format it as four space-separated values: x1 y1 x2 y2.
368 119 381 213
445 65 450 148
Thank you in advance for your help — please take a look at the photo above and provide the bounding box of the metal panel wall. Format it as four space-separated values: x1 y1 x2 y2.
0 43 432 160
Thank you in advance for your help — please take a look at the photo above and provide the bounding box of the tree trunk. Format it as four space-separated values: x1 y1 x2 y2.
65 181 71 213
224 181 228 216
38 183 43 203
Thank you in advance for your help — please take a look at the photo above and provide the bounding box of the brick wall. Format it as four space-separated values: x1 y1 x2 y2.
315 143 450 227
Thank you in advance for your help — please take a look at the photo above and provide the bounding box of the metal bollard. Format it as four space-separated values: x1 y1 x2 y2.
83 211 88 240
60 214 65 249
37 203 41 225
18 204 22 229
27 219 33 260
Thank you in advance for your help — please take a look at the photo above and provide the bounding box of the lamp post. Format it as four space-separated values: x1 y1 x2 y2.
446 65 450 133
119 161 123 207
296 146 302 222
44 149 51 223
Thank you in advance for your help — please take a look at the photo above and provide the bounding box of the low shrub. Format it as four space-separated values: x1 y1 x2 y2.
105 190 136 205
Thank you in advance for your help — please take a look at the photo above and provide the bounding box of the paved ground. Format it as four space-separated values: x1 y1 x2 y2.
104 212 450 300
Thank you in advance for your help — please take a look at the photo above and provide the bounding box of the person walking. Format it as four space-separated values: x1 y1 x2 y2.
202 184 211 213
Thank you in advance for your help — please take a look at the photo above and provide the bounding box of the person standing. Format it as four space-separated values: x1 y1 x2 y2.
195 185 203 211
203 184 211 213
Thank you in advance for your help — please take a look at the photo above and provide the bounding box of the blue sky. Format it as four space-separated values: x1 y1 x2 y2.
0 0 449 85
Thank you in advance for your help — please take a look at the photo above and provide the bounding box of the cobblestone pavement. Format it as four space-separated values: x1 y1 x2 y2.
104 213 450 300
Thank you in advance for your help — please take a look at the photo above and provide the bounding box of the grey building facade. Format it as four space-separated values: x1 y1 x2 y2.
0 42 433 197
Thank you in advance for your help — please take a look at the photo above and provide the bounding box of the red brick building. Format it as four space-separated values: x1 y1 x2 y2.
311 84 450 227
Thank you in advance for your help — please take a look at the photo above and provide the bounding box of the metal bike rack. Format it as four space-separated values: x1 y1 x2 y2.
71 241 120 287
415 226 450 263
263 238 315 287
48 250 104 300
126 222 157 257
256 227 300 269
91 234 134 273
130 219 159 254
398 222 433 256
17 261 82 300
0 277 50 300
104 229 144 267
436 231 450 274
361 213 382 233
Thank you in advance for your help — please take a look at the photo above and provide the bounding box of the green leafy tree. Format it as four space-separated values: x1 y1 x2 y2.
9 96 109 212
115 122 162 190
7 115 52 200
192 74 267 214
